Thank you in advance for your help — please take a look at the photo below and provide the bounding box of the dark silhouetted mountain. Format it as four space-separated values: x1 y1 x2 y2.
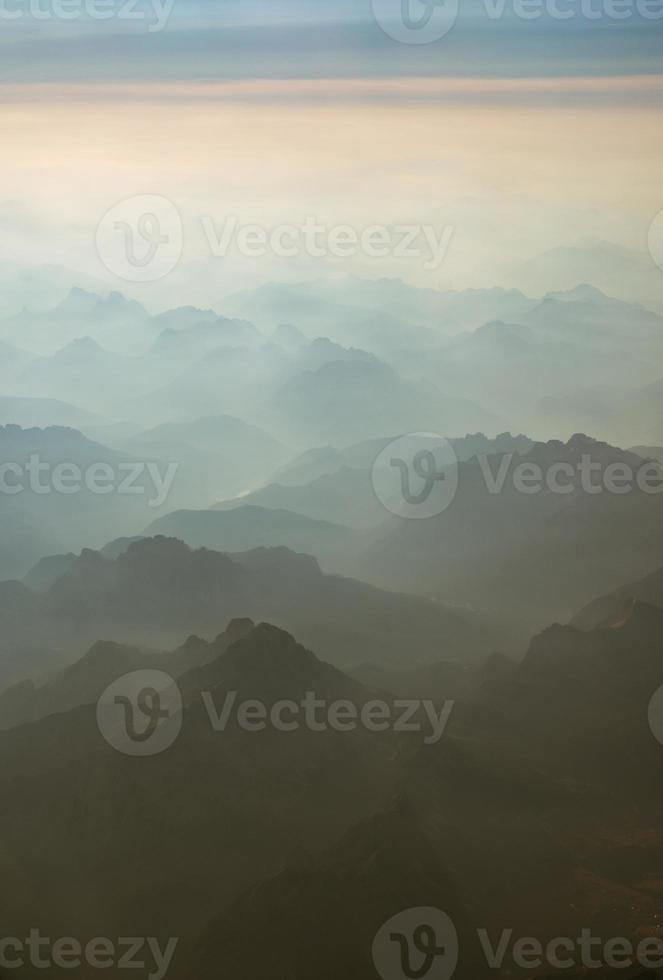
193 801 485 980
573 564 663 630
0 536 493 689
359 435 663 642
0 624 402 965
0 618 255 731
0 604 661 977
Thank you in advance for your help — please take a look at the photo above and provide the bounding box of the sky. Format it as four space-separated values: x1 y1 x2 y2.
1 0 663 82
1 0 662 308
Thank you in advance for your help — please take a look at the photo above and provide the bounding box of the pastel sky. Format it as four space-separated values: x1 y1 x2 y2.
1 0 662 307
1 0 663 82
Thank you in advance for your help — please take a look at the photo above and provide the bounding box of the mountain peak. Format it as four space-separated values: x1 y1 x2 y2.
57 287 100 314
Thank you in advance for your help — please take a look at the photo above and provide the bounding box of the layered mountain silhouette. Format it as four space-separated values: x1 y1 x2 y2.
359 434 663 641
0 536 492 689
0 605 660 978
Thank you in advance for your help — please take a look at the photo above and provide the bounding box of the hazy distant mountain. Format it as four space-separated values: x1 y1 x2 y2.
0 424 184 579
17 337 146 412
270 432 533 488
123 343 291 425
151 316 263 360
517 286 663 352
0 395 103 428
124 414 289 501
222 433 534 529
271 321 308 348
630 444 663 464
509 242 663 313
0 287 155 355
144 505 357 569
267 359 498 446
151 305 220 331
23 551 77 592
359 435 663 641
223 277 535 339
0 337 38 382
215 466 386 528
394 286 663 440
540 377 663 446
